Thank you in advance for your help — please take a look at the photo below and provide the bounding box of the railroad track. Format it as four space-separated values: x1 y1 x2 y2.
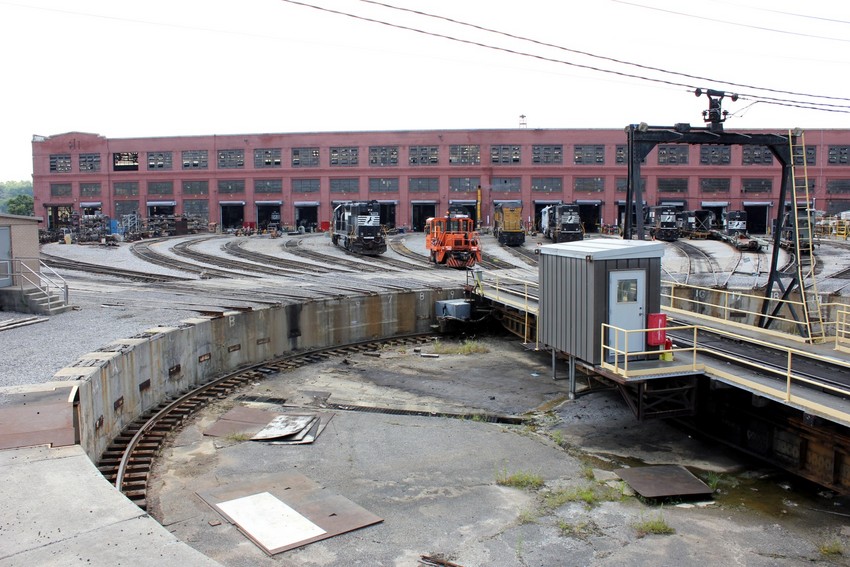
670 240 721 288
99 334 529 510
222 238 338 274
499 242 540 267
131 238 243 279
283 237 396 273
40 252 191 283
387 235 435 268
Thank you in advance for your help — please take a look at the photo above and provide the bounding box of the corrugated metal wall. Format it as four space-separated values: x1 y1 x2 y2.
540 254 661 365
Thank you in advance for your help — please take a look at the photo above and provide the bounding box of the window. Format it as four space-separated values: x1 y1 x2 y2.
793 145 817 166
292 147 319 167
218 149 245 169
49 154 72 173
700 178 730 193
369 178 399 192
113 152 139 171
113 182 140 196
742 178 772 193
531 177 562 193
183 199 209 222
742 146 773 165
182 181 209 195
182 150 208 169
50 183 72 197
657 145 688 165
827 179 850 194
330 146 359 166
218 179 245 193
574 145 605 165
79 153 101 172
491 177 520 193
617 279 638 303
828 146 850 165
657 178 688 193
409 177 439 192
80 183 101 197
114 201 139 217
369 146 399 166
449 145 480 165
409 145 439 166
699 145 731 165
330 178 359 193
148 181 173 195
147 152 173 170
254 179 283 193
449 177 479 192
574 177 604 192
490 145 521 165
616 177 646 193
292 179 320 193
615 145 647 165
532 145 562 164
254 148 282 168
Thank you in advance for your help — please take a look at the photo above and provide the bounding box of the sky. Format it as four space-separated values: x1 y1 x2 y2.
1 0 849 181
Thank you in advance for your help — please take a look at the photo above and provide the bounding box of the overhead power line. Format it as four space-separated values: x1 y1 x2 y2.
358 0 850 104
279 0 850 114
612 0 850 43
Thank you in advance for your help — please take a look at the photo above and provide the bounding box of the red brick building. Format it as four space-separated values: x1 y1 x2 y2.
31 128 850 235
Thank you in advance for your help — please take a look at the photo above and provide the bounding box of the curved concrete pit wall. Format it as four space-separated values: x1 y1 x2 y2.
56 288 464 460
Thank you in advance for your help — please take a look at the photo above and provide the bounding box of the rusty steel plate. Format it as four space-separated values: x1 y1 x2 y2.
0 386 76 450
198 471 382 555
204 406 333 442
614 465 712 499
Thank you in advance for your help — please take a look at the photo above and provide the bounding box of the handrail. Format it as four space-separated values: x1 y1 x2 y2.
9 257 69 309
600 322 850 404
472 271 539 347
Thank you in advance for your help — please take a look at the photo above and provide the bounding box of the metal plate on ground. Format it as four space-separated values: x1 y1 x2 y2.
614 465 712 499
216 491 327 552
251 415 316 440
198 471 382 555
203 405 333 443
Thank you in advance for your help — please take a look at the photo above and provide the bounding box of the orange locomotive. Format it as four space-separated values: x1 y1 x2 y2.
424 207 482 268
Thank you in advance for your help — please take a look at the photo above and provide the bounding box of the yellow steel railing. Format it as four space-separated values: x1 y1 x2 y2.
472 271 539 347
600 322 850 423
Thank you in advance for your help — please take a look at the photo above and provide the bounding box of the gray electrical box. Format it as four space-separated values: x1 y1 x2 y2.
435 299 471 320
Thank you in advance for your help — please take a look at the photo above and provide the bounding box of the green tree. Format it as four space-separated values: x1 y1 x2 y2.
6 194 34 216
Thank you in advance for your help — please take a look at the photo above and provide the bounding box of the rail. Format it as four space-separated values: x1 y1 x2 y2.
835 304 850 354
471 270 539 346
600 322 850 423
662 281 817 342
10 257 69 308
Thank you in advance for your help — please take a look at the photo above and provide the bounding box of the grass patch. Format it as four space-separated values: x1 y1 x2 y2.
818 539 844 557
543 484 624 510
496 468 545 490
557 519 599 539
550 429 565 447
431 339 490 355
225 432 252 442
702 471 722 492
633 512 675 537
517 509 538 524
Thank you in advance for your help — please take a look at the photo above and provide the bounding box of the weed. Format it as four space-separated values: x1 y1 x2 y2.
550 429 565 447
517 509 538 524
818 539 844 556
431 339 490 355
633 511 675 537
225 432 251 442
543 484 622 510
496 468 545 490
557 519 597 538
703 471 722 492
